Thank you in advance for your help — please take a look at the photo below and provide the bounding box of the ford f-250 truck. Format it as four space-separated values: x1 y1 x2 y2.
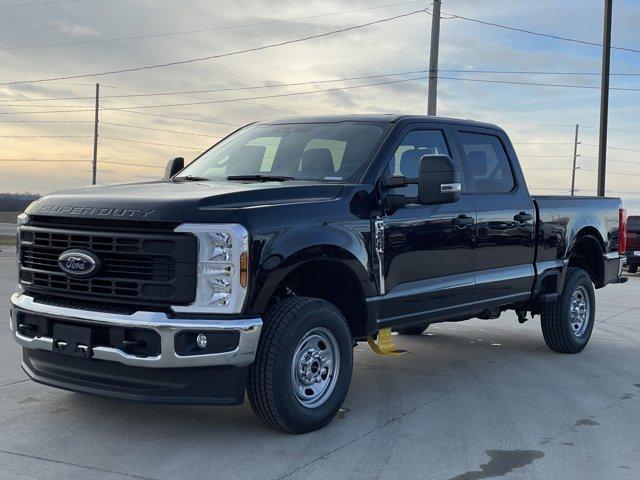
11 115 627 433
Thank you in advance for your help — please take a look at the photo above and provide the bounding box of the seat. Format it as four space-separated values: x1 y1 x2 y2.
467 150 502 192
299 148 335 176
226 145 266 175
399 149 427 178
467 151 488 178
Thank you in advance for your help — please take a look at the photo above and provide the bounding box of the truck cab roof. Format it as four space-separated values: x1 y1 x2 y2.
259 114 503 131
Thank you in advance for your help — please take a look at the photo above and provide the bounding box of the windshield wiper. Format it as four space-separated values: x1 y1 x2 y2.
172 175 209 182
226 174 296 182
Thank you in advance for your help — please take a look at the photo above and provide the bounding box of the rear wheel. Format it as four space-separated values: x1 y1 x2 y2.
627 264 638 273
247 296 353 433
541 267 595 354
395 323 430 335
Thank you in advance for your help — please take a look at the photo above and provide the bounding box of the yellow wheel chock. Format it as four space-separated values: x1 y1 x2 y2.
366 328 407 355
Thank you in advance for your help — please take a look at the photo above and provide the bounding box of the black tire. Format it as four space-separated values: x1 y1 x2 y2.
541 267 595 354
247 296 353 433
627 264 638 274
395 323 430 335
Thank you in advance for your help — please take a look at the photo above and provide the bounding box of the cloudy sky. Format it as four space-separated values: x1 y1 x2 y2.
0 0 639 208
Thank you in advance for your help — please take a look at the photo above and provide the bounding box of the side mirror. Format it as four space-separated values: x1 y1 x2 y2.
418 155 461 205
164 157 184 180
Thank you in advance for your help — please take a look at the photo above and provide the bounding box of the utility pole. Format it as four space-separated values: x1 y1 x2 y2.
427 0 441 116
92 83 100 185
571 124 580 196
597 0 612 197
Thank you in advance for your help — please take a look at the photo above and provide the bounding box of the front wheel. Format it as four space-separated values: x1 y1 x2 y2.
541 267 595 354
247 297 353 433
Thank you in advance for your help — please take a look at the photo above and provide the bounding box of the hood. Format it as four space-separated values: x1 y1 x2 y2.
27 179 345 223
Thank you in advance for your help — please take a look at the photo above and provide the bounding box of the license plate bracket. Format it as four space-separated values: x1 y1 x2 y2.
52 324 92 358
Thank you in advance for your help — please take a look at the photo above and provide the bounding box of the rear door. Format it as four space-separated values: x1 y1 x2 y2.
455 129 536 304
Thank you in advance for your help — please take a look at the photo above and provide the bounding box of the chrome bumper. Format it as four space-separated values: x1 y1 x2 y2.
9 294 262 369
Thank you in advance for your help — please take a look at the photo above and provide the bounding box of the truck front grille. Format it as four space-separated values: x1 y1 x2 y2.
18 225 197 306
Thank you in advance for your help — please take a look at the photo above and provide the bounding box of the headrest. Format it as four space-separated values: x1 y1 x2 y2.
467 151 488 177
226 145 266 174
300 148 335 175
400 149 426 177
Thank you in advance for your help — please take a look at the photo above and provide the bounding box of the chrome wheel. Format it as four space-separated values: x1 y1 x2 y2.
291 327 340 408
570 285 590 337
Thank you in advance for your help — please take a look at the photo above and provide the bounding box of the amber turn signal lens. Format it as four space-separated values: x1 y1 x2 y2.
239 251 248 288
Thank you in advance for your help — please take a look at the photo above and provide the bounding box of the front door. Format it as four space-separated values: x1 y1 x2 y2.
374 127 477 327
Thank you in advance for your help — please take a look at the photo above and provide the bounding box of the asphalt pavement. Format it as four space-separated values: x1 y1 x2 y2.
0 249 638 480
0 223 16 236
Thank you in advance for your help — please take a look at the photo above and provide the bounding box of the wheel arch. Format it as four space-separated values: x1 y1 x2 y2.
565 227 606 288
247 244 375 338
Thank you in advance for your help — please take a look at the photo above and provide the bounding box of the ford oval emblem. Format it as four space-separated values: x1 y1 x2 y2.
57 249 100 277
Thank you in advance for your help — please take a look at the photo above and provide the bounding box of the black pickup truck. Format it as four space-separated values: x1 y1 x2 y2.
11 115 626 433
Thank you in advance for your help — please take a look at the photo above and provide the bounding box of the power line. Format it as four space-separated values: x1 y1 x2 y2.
0 75 429 114
110 76 429 111
0 134 90 138
439 76 640 92
3 68 640 106
582 168 640 178
101 136 204 150
107 77 427 111
440 69 640 76
0 0 427 51
0 9 427 86
0 158 88 162
101 122 223 138
0 0 84 7
441 10 640 54
581 155 640 166
119 110 241 126
0 119 92 123
513 142 574 145
101 160 164 168
0 69 428 103
582 143 640 153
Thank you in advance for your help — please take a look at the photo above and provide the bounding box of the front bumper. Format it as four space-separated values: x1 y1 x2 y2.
10 293 262 369
10 294 263 404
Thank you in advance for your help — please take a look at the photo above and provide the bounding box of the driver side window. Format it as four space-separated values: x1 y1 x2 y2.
387 130 450 197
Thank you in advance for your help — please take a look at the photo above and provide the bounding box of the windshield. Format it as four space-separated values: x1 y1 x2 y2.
177 122 390 182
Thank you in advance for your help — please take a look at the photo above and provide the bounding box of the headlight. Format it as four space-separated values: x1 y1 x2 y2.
17 213 29 230
172 224 249 314
16 213 29 292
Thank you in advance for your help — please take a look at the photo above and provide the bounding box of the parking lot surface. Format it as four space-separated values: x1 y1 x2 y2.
0 248 638 480
0 224 16 236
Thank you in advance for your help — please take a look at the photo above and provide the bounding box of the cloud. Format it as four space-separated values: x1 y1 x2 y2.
0 0 637 204
45 20 99 38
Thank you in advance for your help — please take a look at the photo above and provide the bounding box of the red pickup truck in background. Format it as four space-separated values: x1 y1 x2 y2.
625 215 640 273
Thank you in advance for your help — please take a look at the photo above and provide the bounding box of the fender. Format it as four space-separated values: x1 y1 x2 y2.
246 224 375 315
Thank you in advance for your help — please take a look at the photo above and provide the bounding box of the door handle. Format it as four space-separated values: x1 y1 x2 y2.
514 212 533 223
452 215 474 227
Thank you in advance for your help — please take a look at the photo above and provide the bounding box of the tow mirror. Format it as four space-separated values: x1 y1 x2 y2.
164 157 184 180
418 155 461 205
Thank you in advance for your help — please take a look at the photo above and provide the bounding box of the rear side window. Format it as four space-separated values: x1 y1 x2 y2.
459 132 515 193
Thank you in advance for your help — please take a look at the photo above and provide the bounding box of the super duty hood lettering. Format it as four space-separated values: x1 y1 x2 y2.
38 205 155 218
